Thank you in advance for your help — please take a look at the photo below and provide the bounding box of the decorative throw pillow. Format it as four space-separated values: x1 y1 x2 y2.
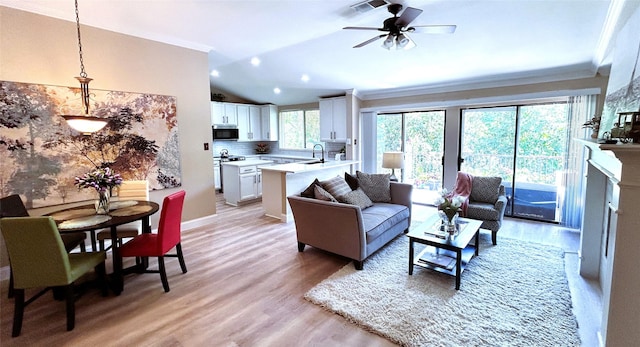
301 178 320 198
320 175 352 198
356 171 391 202
338 188 373 210
470 176 502 203
344 172 358 190
314 185 338 202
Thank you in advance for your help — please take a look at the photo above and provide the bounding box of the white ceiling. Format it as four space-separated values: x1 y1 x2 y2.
1 0 634 105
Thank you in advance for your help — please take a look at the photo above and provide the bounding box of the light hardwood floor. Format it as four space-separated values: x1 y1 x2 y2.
0 196 599 346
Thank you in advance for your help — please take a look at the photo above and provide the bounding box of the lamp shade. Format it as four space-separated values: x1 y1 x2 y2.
61 115 108 135
382 152 404 169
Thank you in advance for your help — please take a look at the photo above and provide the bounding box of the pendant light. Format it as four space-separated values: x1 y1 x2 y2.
61 0 108 135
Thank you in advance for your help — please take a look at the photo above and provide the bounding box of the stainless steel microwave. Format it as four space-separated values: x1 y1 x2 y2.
212 125 239 141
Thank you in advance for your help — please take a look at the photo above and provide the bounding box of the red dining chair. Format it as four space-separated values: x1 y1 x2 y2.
119 190 187 292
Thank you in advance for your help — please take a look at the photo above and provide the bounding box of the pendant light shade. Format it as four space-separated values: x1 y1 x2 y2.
61 0 108 135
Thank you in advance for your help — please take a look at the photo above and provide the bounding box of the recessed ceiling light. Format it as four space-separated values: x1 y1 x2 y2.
251 57 261 66
273 87 281 94
210 70 220 77
301 74 310 82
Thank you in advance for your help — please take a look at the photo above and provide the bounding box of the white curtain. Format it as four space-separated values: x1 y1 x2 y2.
559 94 597 228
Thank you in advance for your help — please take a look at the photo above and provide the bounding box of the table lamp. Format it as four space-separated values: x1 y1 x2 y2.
382 152 404 182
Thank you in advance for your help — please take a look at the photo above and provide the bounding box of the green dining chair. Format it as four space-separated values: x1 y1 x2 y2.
0 217 107 337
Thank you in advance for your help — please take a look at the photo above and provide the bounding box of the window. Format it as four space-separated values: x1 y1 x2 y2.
279 109 321 149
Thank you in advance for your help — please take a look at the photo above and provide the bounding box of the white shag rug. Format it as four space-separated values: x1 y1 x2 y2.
305 235 580 347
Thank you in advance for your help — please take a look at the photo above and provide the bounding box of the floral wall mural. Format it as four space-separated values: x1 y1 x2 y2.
0 81 181 208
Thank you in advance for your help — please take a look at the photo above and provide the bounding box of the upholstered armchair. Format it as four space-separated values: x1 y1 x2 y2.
464 176 508 245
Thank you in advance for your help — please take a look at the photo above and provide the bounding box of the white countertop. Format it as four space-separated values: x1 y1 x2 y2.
260 160 359 173
221 159 273 167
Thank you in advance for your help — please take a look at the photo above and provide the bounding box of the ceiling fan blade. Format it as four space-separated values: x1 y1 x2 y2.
343 26 385 31
411 25 457 34
396 7 423 28
354 34 386 48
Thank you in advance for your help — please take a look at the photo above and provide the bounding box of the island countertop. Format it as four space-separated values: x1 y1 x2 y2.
260 160 359 173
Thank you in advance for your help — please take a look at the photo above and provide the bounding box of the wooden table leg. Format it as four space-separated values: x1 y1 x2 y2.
408 238 414 275
109 225 123 295
455 249 462 290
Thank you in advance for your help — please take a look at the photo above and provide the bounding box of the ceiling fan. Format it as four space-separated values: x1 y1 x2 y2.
343 3 456 50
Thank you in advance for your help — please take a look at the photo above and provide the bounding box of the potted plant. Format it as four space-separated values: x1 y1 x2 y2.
583 116 601 139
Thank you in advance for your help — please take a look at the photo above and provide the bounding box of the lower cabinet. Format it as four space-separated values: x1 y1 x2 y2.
223 164 261 206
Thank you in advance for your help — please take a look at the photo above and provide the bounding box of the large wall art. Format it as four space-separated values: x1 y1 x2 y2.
0 81 181 208
600 7 640 137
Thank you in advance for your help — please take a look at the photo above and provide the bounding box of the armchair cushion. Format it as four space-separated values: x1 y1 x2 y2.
301 178 321 198
356 171 391 202
314 185 337 202
344 172 359 190
470 176 502 203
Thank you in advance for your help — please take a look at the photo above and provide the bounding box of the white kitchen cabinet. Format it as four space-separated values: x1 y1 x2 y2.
237 105 262 141
222 160 272 206
260 104 278 141
319 96 347 142
211 102 238 125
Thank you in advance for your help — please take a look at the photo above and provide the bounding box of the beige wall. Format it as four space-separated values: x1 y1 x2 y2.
1 7 217 266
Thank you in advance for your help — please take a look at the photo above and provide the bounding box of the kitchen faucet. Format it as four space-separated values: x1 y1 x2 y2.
312 144 325 163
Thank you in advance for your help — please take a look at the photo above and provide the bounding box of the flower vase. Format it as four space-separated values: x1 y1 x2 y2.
591 129 598 139
95 189 110 214
446 213 459 238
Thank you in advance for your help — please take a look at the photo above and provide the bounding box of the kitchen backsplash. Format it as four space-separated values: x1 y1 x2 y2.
212 141 345 159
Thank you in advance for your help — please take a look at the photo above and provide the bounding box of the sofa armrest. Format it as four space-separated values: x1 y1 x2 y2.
287 195 367 261
390 182 413 225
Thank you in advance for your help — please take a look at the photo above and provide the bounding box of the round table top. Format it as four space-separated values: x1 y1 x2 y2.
47 200 160 233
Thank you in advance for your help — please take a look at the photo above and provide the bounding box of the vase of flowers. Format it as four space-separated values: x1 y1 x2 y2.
436 188 465 237
75 167 123 214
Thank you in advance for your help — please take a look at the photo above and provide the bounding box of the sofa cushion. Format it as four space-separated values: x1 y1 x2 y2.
362 203 409 243
338 188 373 210
301 178 321 198
470 176 502 203
314 185 337 202
344 172 359 190
321 176 352 198
356 171 391 203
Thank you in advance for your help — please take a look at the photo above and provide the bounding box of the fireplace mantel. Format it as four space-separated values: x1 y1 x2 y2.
578 138 640 346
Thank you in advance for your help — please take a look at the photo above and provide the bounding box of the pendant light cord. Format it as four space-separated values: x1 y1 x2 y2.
75 0 87 78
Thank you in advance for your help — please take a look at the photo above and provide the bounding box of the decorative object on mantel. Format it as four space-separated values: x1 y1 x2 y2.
59 0 108 135
609 111 640 143
582 115 601 139
255 143 270 154
74 168 123 214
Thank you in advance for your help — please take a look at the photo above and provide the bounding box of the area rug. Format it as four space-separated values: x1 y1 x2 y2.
305 236 580 347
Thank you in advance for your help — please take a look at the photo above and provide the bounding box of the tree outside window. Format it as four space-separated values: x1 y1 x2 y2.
280 109 321 149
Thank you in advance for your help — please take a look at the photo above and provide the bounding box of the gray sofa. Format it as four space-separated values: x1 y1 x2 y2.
287 182 412 270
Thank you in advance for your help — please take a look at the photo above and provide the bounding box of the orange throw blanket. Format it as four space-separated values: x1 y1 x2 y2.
447 172 473 217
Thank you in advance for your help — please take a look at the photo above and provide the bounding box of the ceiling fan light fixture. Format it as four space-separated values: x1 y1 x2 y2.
382 34 394 50
396 33 410 48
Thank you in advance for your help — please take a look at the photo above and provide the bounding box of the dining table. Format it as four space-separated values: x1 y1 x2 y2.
47 200 160 295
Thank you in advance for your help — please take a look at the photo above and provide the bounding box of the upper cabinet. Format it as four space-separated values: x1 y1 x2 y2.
237 105 262 141
213 102 278 142
320 96 347 142
261 104 278 141
211 101 238 125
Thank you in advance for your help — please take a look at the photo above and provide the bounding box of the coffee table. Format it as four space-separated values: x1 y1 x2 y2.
407 213 483 290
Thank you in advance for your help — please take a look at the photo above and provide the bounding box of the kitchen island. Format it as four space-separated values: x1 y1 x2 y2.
261 160 360 222
222 159 273 206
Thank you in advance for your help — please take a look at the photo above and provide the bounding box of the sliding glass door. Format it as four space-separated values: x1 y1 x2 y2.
377 111 444 205
461 103 569 222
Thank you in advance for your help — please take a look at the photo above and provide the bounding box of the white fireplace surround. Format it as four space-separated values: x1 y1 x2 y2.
579 139 640 346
